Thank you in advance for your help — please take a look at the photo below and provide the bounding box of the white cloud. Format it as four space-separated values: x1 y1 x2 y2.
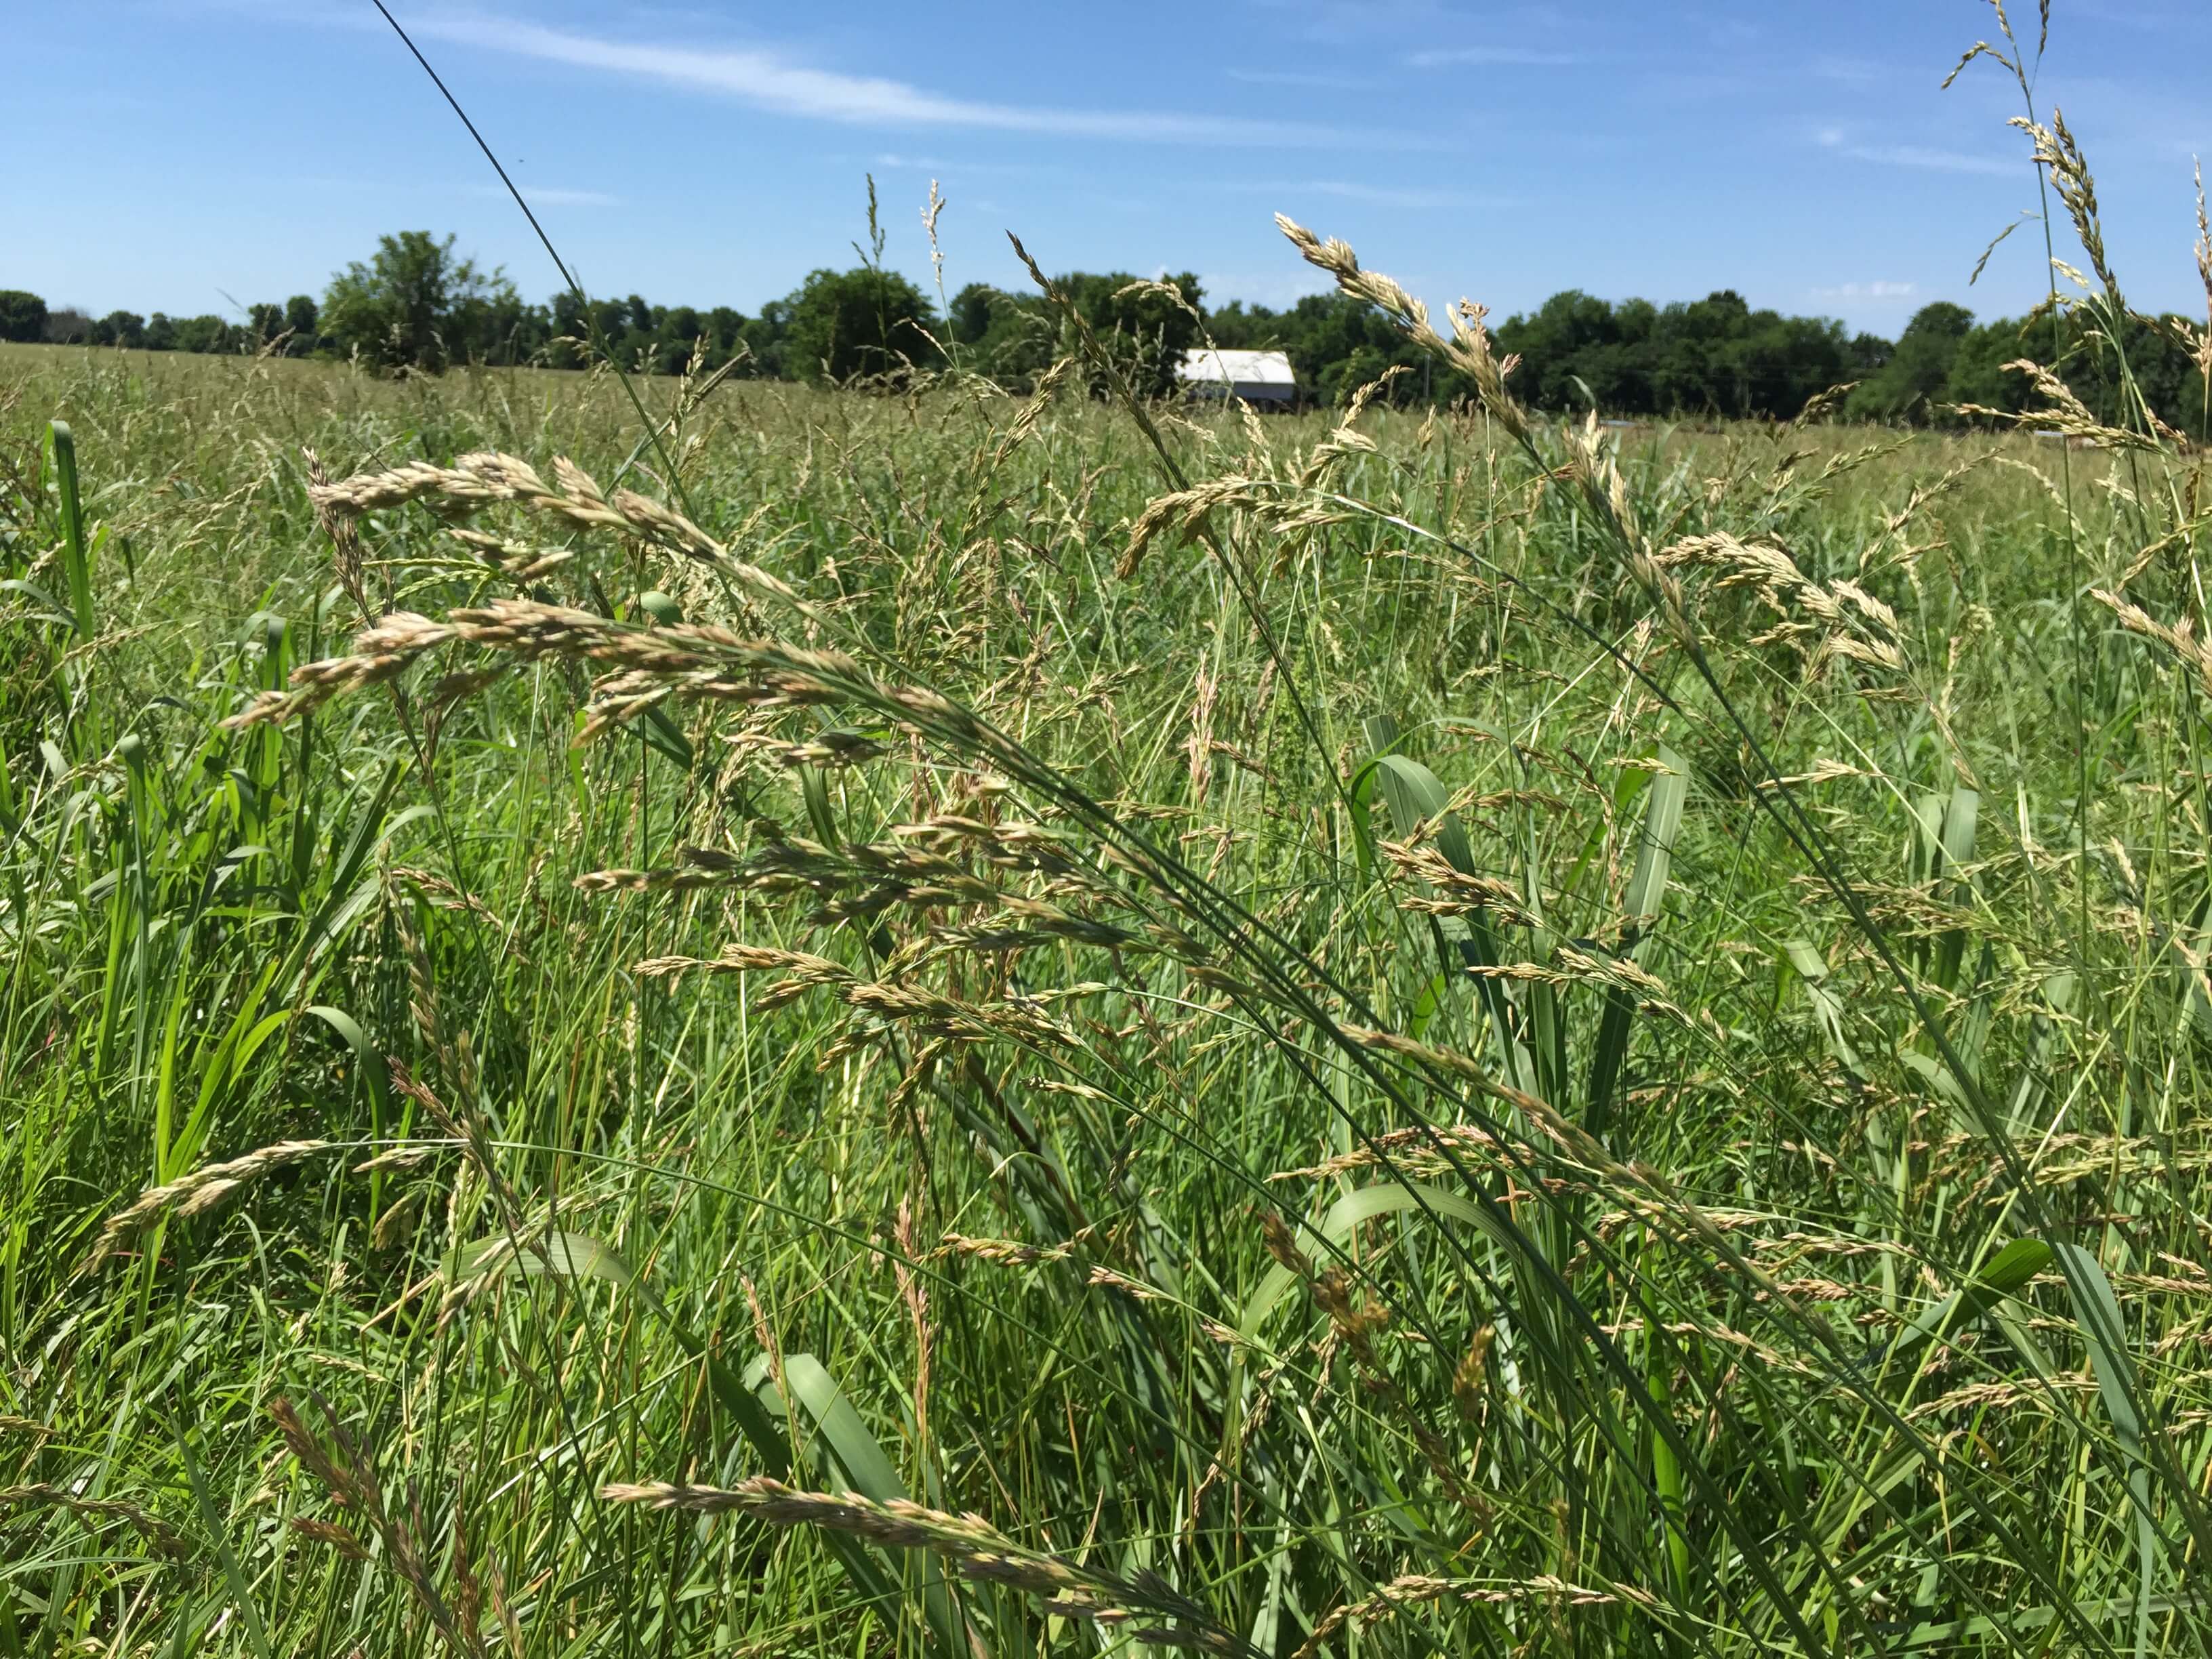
468 183 620 207
1844 144 2016 176
1227 67 1382 90
1197 269 1336 310
412 14 1364 146
1288 178 1514 210
871 152 1046 179
1406 45 1580 68
1815 128 2017 176
1811 56 1886 87
1247 0 1460 47
1811 280 1918 301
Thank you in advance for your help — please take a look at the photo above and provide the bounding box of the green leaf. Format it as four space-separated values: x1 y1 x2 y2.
305 1004 392 1133
1237 1182 1502 1348
744 1353 906 1500
1896 1048 1970 1108
743 1352 967 1652
1931 787 1980 994
1784 937 1864 1081
440 1226 971 1645
637 704 695 769
1346 716 1405 884
1373 754 1474 877
319 762 409 913
47 421 94 640
2053 1242 2158 1659
1883 1237 2050 1363
0 577 75 628
175 1423 273 1659
1584 746 1685 1142
1622 749 1686 935
449 1228 642 1290
800 763 839 846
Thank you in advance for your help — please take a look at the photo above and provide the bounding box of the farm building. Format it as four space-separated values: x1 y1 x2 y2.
1177 347 1298 406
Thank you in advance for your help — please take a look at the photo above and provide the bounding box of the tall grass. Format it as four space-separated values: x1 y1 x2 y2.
7 16 2212 1654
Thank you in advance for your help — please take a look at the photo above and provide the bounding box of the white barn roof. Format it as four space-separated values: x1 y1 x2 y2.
1178 348 1297 390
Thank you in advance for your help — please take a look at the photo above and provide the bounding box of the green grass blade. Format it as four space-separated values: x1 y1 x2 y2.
174 1422 274 1659
46 420 94 640
2054 1242 2159 1659
1584 746 1685 1142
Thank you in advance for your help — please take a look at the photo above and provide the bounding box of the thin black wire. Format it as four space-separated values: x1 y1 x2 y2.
367 0 703 525
361 4 715 1629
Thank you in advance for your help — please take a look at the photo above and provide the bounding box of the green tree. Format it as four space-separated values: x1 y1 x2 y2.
0 291 47 343
2079 312 2204 438
1498 290 1631 411
1054 271 1205 398
172 314 236 354
655 305 704 374
452 286 545 365
741 300 793 380
546 291 590 369
943 285 1054 389
1941 319 2033 424
319 231 520 373
1937 310 2203 436
704 306 747 366
589 298 630 346
1643 289 1750 415
783 266 936 384
1273 291 1456 407
1847 302 1973 421
96 310 146 348
1202 299 1279 350
947 282 998 347
1495 289 1856 419
1738 312 1850 419
144 313 176 351
1847 332 1892 380
285 295 319 346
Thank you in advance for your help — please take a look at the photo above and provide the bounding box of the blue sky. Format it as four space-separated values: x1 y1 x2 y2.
9 1 2211 336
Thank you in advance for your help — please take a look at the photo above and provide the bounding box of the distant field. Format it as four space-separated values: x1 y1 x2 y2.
5 317 2211 1659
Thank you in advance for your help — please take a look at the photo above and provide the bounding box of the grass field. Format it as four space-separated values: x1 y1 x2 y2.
5 198 2212 1659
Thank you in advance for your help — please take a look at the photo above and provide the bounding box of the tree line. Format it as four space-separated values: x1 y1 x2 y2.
5 228 2205 434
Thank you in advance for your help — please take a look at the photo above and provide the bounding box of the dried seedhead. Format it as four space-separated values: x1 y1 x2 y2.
603 1477 1249 1654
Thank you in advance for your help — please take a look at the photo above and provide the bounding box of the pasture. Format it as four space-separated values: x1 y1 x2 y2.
3 289 2211 1659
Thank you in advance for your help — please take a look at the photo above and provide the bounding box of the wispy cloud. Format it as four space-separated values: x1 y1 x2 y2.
1406 45 1580 68
1227 66 1382 90
468 183 621 208
411 14 1376 147
1816 128 2016 176
1811 56 1887 87
2064 0 2208 28
1286 178 1515 210
1846 144 2015 176
871 152 1048 178
1248 0 1458 46
1811 279 1917 301
1196 268 1336 310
